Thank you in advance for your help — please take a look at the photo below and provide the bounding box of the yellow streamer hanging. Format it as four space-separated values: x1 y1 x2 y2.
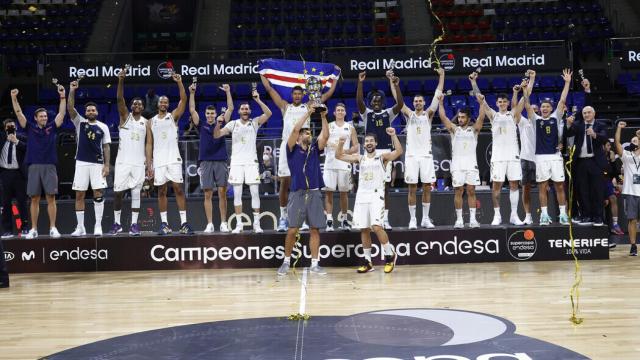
564 145 584 325
426 0 446 69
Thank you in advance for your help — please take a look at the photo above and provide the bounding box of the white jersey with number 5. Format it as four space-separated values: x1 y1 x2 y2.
491 111 520 162
406 111 432 157
451 126 478 171
224 118 260 166
282 103 309 140
151 113 182 167
116 114 147 167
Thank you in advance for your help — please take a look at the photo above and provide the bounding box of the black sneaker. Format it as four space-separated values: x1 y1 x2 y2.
608 241 617 249
592 217 604 227
631 244 638 256
578 217 593 226
0 278 9 288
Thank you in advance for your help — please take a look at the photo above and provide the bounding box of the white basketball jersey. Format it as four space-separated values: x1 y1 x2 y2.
282 103 309 140
324 121 354 171
491 111 520 162
151 113 181 167
451 126 478 171
226 118 260 166
357 154 386 198
405 111 432 157
116 114 147 167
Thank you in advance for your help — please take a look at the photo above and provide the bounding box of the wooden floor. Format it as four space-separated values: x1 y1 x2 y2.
1 246 638 360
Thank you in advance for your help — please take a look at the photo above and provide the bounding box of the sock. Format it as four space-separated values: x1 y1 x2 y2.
456 209 463 220
114 210 121 225
311 258 319 267
525 212 532 219
284 256 291 264
179 210 187 224
383 242 393 256
76 211 85 228
494 207 500 217
384 209 389 221
363 248 372 262
422 202 431 219
408 205 416 220
327 213 333 221
94 201 104 225
160 211 168 223
470 208 477 220
541 206 548 217
253 212 260 224
509 190 519 215
559 205 567 216
280 206 288 220
131 211 139 224
613 216 618 225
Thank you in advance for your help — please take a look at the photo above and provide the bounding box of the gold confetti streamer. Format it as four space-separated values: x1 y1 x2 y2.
426 0 446 69
564 145 584 325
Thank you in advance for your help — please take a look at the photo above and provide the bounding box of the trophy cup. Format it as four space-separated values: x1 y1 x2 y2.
305 75 326 113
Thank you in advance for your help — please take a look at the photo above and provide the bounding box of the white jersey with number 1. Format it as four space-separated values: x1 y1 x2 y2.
491 111 520 162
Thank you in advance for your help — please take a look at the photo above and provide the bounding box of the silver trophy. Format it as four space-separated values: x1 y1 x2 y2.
51 77 59 86
305 75 326 113
251 82 258 99
578 69 585 81
192 76 198 84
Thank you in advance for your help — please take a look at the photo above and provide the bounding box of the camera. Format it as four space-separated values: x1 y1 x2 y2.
6 125 16 135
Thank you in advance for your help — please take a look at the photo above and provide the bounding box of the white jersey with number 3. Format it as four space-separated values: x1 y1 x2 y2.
356 154 386 203
282 103 309 140
405 111 432 157
451 126 478 171
491 111 520 162
151 113 182 167
116 114 147 167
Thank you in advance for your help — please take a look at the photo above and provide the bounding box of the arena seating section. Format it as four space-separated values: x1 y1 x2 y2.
0 0 101 75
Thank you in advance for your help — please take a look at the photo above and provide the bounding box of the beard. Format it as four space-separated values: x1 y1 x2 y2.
365 146 375 153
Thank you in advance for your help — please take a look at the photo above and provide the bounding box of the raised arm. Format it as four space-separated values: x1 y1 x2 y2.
382 127 403 162
260 73 287 110
556 68 572 115
54 85 67 128
426 67 445 119
437 94 456 133
145 120 154 179
511 79 528 123
252 89 272 125
117 67 128 125
221 83 234 123
388 70 411 118
67 80 79 120
473 94 487 133
10 89 28 128
320 66 340 103
356 71 367 114
614 121 626 156
390 75 403 115
288 105 314 151
317 109 330 150
470 71 494 121
188 83 200 126
213 115 232 138
170 73 187 121
347 126 360 154
335 136 361 163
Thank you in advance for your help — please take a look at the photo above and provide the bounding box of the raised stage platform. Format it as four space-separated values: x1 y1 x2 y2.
3 225 610 273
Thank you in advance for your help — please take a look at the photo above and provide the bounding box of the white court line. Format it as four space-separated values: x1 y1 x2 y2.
298 267 308 315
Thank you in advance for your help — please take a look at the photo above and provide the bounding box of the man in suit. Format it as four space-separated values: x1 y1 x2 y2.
566 106 608 226
0 118 29 238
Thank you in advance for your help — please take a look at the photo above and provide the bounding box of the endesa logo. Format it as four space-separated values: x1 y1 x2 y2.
3 251 15 262
507 229 538 261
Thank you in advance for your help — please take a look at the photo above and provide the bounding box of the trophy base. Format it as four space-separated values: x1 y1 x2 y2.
313 105 327 114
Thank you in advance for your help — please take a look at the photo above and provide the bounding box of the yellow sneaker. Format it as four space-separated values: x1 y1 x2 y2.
357 261 375 273
383 251 397 273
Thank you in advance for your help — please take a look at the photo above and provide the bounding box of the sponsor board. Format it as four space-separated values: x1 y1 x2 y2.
3 226 608 273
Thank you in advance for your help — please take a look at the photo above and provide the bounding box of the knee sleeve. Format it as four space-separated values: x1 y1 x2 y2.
233 185 243 207
131 185 142 209
250 184 260 209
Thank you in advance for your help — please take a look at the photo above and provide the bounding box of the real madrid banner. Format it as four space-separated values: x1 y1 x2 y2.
327 47 569 77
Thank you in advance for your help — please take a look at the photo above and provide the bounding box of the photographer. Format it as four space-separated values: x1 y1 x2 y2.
0 119 29 238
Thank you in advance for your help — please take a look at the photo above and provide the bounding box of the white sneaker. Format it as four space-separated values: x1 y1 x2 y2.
300 222 309 231
232 224 243 234
49 227 60 238
523 215 533 225
219 222 230 233
510 214 524 226
408 218 417 230
421 218 435 228
253 222 263 234
383 219 392 230
326 219 334 232
94 225 103 236
25 229 38 239
454 218 464 228
203 223 215 233
491 214 502 226
469 219 480 228
71 226 86 237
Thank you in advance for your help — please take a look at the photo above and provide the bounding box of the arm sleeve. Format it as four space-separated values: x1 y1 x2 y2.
428 90 442 112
